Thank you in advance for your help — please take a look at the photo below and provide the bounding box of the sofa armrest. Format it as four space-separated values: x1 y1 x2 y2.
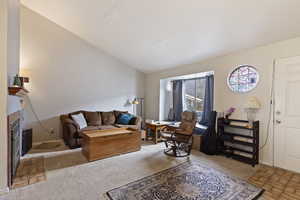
64 118 80 130
60 115 81 148
61 115 80 130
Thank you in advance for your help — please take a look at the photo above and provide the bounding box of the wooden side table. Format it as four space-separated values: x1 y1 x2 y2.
145 123 168 144
140 130 146 140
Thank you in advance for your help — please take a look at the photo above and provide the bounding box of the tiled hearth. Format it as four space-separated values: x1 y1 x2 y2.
12 157 46 189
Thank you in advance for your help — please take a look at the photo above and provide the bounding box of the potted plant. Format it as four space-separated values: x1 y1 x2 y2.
224 107 235 124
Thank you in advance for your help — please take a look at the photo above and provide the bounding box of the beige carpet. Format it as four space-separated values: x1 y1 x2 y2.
1 142 258 200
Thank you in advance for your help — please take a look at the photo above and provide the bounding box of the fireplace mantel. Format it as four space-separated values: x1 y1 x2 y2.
8 87 28 97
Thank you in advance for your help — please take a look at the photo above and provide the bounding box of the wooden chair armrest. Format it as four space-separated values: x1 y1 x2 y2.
161 126 175 133
174 129 192 136
165 125 180 131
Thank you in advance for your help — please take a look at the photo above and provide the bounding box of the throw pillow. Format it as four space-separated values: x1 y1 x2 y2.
129 117 137 125
114 110 128 119
117 113 134 125
71 113 88 129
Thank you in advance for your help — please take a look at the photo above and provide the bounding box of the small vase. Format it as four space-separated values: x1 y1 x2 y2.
13 74 22 87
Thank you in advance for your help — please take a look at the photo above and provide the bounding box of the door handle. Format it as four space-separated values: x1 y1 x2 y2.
276 120 282 124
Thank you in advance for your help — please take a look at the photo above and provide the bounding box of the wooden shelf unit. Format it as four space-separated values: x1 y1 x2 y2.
217 118 259 167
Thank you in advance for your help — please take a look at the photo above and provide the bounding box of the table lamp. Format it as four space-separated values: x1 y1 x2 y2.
244 97 261 128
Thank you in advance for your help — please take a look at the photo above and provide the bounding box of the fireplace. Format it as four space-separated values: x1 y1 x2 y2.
8 111 21 187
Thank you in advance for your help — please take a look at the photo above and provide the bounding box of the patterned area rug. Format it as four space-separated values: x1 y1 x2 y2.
107 161 263 200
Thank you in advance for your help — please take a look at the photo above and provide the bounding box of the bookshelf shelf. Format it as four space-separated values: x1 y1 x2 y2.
225 124 254 130
223 132 254 139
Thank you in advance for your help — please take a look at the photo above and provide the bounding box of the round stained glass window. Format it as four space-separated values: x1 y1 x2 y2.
227 65 259 93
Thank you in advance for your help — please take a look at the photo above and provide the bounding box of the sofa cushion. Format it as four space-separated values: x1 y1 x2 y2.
117 113 134 125
99 125 118 130
85 111 102 126
71 113 88 129
101 111 116 125
115 124 138 129
79 126 100 132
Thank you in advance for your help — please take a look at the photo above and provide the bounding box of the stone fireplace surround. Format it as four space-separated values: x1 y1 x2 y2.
7 111 21 188
7 95 23 188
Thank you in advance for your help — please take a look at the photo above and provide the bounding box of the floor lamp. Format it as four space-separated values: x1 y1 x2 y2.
132 97 145 129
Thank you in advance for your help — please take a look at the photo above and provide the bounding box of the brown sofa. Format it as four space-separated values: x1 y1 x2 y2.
60 110 141 149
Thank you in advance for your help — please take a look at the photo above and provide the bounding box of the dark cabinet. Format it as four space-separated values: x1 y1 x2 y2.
22 129 32 156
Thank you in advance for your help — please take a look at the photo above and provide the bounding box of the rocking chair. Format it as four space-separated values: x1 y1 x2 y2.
161 111 197 157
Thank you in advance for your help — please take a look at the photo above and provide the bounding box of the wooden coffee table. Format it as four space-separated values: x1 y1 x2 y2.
81 128 141 161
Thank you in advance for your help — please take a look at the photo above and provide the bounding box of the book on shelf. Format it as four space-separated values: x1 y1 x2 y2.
233 136 253 143
229 121 249 127
224 142 253 152
233 151 253 158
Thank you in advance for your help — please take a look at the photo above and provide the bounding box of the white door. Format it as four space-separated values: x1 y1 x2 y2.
275 56 300 173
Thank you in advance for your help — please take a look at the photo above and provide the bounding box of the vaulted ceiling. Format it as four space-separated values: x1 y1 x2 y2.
21 0 300 73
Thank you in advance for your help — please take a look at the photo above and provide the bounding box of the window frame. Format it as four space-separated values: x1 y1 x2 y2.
183 77 205 122
227 65 259 93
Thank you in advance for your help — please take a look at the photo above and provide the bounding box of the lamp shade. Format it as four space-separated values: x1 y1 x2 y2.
245 97 261 109
132 98 139 105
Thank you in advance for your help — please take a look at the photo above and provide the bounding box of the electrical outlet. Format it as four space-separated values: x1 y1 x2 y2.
50 128 55 134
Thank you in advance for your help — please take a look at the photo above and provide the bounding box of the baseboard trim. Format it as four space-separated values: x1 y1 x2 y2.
259 160 274 167
0 187 9 196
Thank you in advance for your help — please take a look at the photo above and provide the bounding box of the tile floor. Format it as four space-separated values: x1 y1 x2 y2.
249 165 300 200
1 141 260 200
12 157 46 189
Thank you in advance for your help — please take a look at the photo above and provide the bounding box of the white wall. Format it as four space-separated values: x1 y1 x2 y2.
20 7 145 142
1 0 21 193
0 0 8 193
145 36 300 165
7 0 20 84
